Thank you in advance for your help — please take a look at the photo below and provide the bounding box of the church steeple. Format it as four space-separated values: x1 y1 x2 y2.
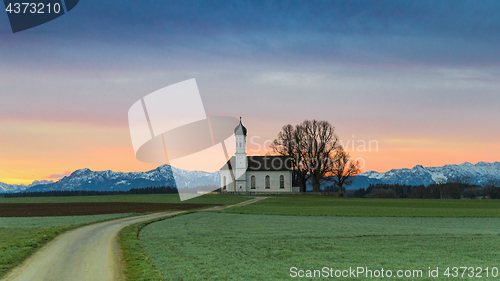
235 118 247 154
234 117 247 136
234 117 247 189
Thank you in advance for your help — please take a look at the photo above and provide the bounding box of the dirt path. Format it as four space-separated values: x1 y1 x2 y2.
2 197 267 281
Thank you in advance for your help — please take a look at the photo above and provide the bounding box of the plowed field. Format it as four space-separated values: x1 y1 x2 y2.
0 202 216 217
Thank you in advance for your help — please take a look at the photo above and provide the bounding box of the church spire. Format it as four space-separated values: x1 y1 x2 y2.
234 117 247 136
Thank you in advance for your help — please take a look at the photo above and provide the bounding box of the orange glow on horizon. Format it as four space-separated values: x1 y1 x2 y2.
0 120 499 185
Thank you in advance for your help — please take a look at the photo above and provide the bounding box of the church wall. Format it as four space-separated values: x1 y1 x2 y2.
220 170 236 192
245 171 292 192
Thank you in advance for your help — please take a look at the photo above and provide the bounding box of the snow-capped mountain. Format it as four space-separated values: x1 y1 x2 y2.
0 180 53 193
0 165 220 193
2 161 499 193
350 161 500 189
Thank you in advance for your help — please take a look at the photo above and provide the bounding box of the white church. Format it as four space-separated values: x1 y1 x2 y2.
220 119 300 193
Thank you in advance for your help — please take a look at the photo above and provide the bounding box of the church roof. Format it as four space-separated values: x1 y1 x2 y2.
220 156 293 172
234 119 247 136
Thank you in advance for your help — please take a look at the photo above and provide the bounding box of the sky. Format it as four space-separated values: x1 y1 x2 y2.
0 0 499 184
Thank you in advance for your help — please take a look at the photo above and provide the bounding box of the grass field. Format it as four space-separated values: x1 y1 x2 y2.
221 196 500 217
5 195 500 280
139 212 500 280
119 215 186 281
0 194 249 278
0 213 132 277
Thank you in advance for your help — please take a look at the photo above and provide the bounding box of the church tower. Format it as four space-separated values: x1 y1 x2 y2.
233 118 247 191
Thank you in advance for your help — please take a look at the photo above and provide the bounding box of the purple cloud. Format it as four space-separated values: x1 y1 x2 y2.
47 171 72 179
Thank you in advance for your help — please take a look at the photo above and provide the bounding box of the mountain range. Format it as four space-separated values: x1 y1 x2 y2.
1 161 499 193
349 161 500 189
0 180 54 193
0 165 220 193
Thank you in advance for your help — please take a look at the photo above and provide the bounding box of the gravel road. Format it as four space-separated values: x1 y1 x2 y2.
2 197 268 281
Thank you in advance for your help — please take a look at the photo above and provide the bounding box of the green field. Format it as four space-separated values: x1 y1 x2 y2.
221 196 500 217
0 194 250 205
0 213 132 277
0 194 249 278
121 197 500 280
139 212 500 280
5 195 500 280
119 215 183 281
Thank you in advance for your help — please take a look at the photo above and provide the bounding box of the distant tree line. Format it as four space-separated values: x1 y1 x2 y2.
177 185 220 194
4 186 178 198
342 177 500 199
4 185 222 198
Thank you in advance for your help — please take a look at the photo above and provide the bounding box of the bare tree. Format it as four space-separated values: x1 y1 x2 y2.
434 177 447 199
300 120 338 192
485 178 500 199
442 176 474 199
271 120 339 192
270 124 310 192
444 177 469 199
327 145 361 196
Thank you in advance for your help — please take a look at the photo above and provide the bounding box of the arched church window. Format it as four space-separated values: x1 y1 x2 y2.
251 176 255 189
280 175 284 189
265 175 270 189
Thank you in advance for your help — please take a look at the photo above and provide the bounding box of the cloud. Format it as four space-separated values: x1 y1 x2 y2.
47 171 72 179
3 0 500 69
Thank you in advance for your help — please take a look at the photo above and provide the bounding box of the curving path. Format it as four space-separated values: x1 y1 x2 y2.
2 197 267 281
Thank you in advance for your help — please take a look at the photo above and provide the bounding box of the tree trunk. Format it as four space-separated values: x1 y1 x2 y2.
300 181 307 193
312 179 321 192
